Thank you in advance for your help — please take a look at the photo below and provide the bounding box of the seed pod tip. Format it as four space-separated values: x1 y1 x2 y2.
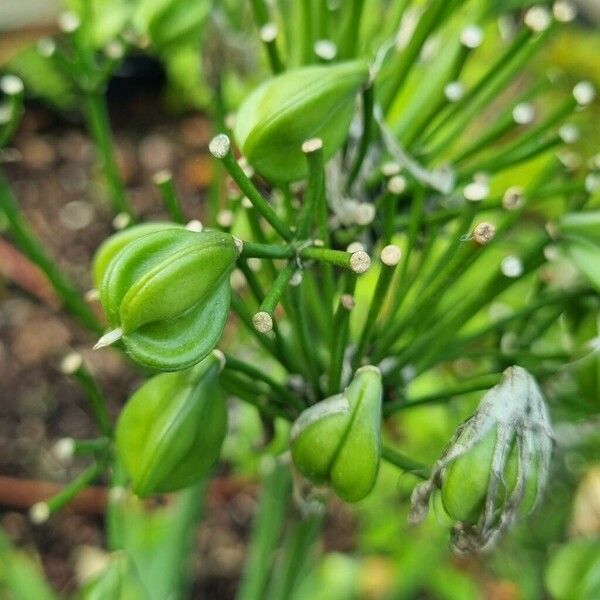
94 328 124 350
233 236 244 255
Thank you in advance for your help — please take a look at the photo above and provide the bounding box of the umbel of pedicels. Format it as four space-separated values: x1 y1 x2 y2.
234 60 369 182
116 350 227 497
93 224 239 371
410 366 554 554
290 365 382 502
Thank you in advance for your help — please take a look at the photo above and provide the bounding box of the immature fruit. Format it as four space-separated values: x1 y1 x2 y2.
441 428 539 525
234 61 369 182
559 211 600 291
410 366 553 553
98 228 237 370
92 222 185 289
290 365 382 502
116 351 227 497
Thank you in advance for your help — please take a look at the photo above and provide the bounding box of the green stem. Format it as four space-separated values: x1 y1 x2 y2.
287 281 323 392
328 276 356 395
256 261 298 329
353 246 401 369
297 140 325 240
381 445 430 479
0 172 101 333
154 170 185 223
237 461 292 600
240 242 295 260
300 245 369 272
39 462 104 517
250 0 285 73
383 372 501 415
346 84 375 191
223 354 304 411
221 371 291 420
69 357 113 437
83 91 133 217
214 138 293 240
338 0 365 59
266 514 323 600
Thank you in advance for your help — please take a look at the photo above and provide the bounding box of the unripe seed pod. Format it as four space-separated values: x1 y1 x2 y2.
116 351 227 497
92 222 186 289
410 366 553 553
97 228 237 370
234 61 369 182
290 365 382 502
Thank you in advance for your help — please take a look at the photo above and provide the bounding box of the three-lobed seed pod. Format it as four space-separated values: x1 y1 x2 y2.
410 366 553 553
116 350 227 497
290 365 382 502
439 427 539 525
95 225 238 371
559 211 600 291
234 60 369 182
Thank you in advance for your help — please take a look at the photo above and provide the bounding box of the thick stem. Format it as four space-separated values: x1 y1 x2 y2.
236 461 292 600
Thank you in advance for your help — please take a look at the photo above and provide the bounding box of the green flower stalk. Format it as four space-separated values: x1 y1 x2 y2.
410 366 554 553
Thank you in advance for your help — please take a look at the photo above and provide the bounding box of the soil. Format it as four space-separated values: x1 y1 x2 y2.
0 74 356 597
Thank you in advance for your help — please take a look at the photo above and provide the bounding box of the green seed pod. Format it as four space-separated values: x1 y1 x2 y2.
545 538 600 600
116 350 227 497
290 365 382 502
441 428 539 526
97 228 238 370
92 222 186 289
234 61 369 182
410 366 553 553
559 211 600 291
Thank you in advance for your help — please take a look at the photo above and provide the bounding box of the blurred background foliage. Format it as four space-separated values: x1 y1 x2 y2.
1 0 600 599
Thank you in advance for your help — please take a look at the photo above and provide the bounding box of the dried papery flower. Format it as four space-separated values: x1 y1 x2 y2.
410 366 554 553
